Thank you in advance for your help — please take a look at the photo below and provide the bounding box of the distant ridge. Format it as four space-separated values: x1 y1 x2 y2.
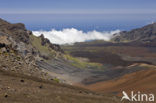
112 23 156 42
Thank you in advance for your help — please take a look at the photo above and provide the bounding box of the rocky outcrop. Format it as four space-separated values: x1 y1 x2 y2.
0 18 63 58
40 34 64 53
0 18 68 82
112 23 156 42
0 18 32 44
0 18 62 81
0 18 62 77
0 35 11 45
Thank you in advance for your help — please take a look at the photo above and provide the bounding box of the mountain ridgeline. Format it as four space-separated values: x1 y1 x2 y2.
112 23 156 43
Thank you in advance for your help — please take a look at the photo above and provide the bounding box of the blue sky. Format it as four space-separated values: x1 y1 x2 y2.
0 0 156 31
0 0 156 14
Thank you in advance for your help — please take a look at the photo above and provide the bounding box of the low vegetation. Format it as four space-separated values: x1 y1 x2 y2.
64 54 103 69
30 35 57 58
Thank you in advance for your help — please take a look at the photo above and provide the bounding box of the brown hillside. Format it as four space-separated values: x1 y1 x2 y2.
86 66 156 96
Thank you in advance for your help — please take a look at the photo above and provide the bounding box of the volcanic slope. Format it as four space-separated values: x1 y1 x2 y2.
0 18 121 103
87 66 156 96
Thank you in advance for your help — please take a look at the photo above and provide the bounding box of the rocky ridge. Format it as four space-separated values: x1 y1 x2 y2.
112 23 156 43
0 18 64 81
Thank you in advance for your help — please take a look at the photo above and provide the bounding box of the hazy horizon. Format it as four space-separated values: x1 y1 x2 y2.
0 0 156 31
0 0 156 44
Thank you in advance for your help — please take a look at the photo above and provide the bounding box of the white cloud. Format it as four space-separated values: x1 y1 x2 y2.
32 28 120 44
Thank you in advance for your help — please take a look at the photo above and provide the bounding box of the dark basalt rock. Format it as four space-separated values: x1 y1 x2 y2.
4 94 8 98
39 34 64 53
0 43 6 48
49 44 64 53
20 79 24 83
0 18 31 44
40 34 51 46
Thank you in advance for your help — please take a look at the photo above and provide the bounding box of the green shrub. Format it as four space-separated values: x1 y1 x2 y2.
53 78 60 83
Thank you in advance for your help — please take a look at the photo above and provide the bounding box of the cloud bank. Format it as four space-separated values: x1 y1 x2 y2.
33 28 120 45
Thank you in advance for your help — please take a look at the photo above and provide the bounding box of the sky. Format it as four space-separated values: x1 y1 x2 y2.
0 0 156 14
0 0 156 44
0 0 156 31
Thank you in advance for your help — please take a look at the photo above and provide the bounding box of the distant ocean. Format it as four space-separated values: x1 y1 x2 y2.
26 19 150 32
1 13 155 32
27 22 143 32
0 13 155 44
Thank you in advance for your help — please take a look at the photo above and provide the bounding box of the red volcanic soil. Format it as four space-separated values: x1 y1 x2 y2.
83 68 156 96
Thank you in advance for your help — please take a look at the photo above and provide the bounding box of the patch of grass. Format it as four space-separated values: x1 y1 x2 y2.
139 64 156 69
64 54 102 69
53 78 60 83
16 56 21 61
30 35 57 58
